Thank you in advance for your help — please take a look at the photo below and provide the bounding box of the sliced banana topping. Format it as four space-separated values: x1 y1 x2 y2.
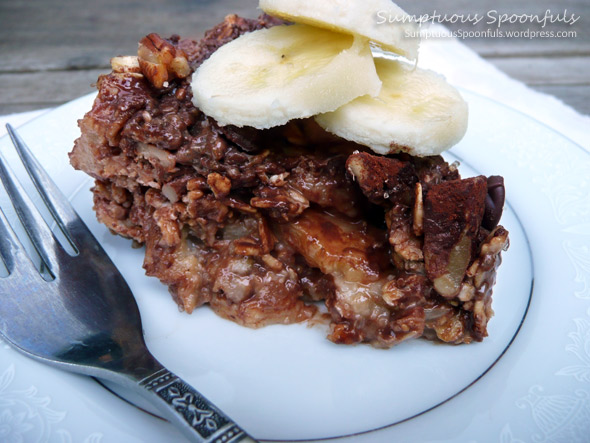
191 24 381 129
315 57 468 157
260 0 419 61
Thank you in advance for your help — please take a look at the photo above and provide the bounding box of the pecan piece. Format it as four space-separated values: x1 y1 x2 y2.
138 33 190 88
207 172 232 198
110 56 142 75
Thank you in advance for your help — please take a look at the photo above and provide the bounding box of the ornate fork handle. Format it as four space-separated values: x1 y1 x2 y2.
137 366 256 443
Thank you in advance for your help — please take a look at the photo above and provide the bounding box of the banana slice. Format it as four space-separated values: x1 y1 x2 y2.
191 24 381 129
260 0 419 60
315 57 468 156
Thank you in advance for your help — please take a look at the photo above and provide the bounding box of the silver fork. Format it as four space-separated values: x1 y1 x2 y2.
0 124 257 443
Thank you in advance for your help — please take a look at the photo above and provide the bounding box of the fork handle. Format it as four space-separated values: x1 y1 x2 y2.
136 366 257 443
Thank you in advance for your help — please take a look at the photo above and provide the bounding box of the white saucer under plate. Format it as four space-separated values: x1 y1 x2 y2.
0 89 588 442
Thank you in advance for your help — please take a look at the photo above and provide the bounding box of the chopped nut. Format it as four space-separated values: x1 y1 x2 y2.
110 184 129 205
110 56 142 74
466 260 479 278
136 142 176 170
207 173 232 198
161 183 179 203
257 214 275 254
269 172 290 187
141 110 152 123
185 190 204 202
481 228 509 255
187 177 206 192
153 206 181 247
145 188 167 208
225 197 257 214
382 280 405 307
233 238 262 256
261 254 283 272
412 182 424 237
137 33 190 88
170 56 191 78
250 186 309 221
457 282 475 302
389 222 423 262
386 206 423 263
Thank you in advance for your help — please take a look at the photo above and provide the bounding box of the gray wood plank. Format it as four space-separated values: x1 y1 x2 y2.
467 41 588 58
531 85 590 116
0 103 56 116
0 69 105 106
0 0 260 72
486 56 590 85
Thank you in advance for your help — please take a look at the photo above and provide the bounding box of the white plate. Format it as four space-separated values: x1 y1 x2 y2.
0 89 589 442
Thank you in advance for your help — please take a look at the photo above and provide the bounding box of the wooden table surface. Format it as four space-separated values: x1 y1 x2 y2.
1 0 589 116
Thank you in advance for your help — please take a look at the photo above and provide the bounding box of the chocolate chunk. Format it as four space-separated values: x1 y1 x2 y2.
482 176 505 230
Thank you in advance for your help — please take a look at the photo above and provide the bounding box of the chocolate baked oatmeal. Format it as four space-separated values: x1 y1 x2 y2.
70 13 509 348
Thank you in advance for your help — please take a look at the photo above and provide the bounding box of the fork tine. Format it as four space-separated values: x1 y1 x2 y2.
0 206 18 274
0 149 58 278
0 206 37 276
6 124 79 253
